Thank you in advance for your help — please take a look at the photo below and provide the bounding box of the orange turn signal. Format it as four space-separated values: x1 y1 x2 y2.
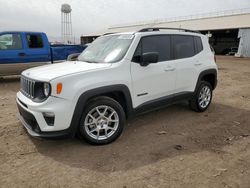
56 83 63 94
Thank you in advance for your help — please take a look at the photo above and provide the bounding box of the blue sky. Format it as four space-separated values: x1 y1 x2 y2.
0 0 250 42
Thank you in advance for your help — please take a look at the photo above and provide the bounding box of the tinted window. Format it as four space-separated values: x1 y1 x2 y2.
194 36 203 54
133 35 171 62
133 41 142 62
172 35 195 59
26 34 44 48
0 34 23 50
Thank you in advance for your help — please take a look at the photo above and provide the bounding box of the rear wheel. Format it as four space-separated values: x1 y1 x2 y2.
78 96 125 145
189 81 213 112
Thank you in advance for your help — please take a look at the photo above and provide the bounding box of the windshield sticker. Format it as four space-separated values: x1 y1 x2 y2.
118 35 134 40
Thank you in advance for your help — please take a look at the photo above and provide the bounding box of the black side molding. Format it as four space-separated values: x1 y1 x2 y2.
134 92 194 115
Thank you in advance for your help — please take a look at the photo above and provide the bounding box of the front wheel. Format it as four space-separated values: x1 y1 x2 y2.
78 96 125 145
189 81 213 112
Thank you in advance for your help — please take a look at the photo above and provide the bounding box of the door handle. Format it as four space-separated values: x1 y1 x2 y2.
164 66 175 72
18 53 26 57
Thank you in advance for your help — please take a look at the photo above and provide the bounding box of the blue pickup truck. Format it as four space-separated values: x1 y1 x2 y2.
0 31 86 76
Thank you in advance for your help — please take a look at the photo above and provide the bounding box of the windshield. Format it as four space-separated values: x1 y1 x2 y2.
78 34 134 63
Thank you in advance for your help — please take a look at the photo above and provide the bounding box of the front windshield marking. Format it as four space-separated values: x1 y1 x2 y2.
78 34 134 63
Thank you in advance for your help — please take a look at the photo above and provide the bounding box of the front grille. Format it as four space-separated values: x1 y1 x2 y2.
20 76 36 99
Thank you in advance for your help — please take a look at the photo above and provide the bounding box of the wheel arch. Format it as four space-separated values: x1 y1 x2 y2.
195 69 218 92
68 84 133 137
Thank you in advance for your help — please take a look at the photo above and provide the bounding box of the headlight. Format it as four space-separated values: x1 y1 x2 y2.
43 83 51 97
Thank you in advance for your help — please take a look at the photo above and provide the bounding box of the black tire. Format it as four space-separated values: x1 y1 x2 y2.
78 96 125 145
189 81 213 112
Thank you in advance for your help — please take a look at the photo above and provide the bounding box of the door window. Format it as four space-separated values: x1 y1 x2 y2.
133 35 171 62
0 34 23 50
26 34 44 48
172 35 195 59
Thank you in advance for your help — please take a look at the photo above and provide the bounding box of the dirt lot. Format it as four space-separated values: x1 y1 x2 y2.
0 56 250 188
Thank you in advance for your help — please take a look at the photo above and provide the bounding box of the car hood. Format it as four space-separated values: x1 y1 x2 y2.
22 61 112 81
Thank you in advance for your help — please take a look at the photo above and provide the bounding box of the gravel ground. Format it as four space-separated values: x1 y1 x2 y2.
0 56 250 188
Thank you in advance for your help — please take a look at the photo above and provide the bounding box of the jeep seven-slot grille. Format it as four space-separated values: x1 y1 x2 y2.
20 76 36 99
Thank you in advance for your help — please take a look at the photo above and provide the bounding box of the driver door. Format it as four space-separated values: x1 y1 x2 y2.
131 35 176 107
0 32 27 75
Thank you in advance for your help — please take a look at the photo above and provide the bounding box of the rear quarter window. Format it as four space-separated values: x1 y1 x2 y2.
194 36 203 54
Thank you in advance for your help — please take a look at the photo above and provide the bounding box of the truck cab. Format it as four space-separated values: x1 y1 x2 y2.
0 31 85 76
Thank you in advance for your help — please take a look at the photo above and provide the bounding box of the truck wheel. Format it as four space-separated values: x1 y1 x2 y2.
78 96 125 145
189 81 213 112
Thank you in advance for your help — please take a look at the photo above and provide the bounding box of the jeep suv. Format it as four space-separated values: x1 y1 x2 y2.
16 28 218 145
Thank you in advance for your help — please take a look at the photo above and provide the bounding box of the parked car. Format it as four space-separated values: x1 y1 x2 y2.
0 31 86 76
226 47 238 56
16 27 218 145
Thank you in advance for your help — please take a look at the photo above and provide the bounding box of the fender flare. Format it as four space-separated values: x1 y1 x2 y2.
68 84 133 137
194 69 218 92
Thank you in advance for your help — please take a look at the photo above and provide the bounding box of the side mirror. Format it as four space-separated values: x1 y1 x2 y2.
140 52 159 66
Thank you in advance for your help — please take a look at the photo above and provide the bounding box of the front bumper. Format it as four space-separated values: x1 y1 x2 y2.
17 109 40 137
16 91 76 138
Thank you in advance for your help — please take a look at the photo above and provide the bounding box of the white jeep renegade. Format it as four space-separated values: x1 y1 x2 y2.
16 28 218 145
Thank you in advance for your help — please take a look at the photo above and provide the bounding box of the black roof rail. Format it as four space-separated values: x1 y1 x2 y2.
138 27 201 34
104 32 115 35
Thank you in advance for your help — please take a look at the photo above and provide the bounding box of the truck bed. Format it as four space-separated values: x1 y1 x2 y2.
51 45 85 62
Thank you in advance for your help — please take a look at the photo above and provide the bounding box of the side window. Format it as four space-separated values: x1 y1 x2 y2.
26 34 44 48
133 35 171 62
194 36 203 54
0 34 23 50
172 35 195 59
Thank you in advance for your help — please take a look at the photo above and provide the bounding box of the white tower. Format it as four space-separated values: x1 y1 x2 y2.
61 4 72 44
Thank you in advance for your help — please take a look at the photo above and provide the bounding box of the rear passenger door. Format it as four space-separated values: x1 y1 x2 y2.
172 35 203 93
131 35 176 107
24 33 50 66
